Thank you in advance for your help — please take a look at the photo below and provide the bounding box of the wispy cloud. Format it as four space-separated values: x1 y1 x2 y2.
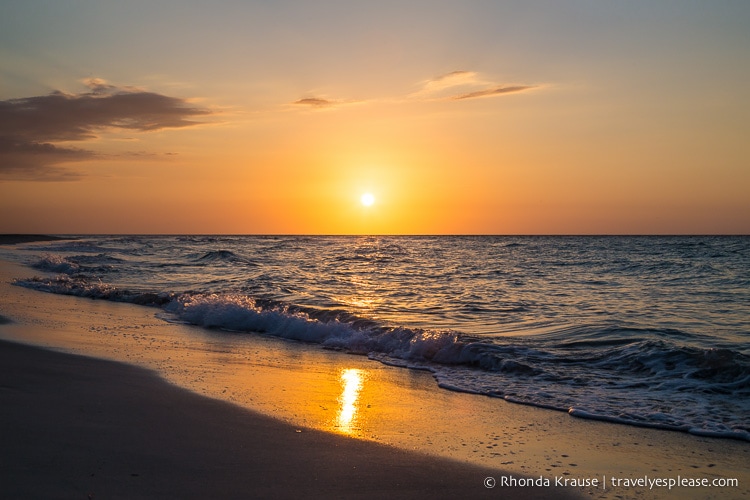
451 85 535 100
291 96 363 110
413 71 536 101
289 70 537 111
0 78 212 180
416 70 478 96
293 97 336 108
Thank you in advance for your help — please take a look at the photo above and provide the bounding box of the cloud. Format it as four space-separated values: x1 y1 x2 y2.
83 77 118 94
417 71 478 96
0 78 211 180
293 97 335 108
289 70 537 111
291 96 363 110
451 85 535 100
413 71 536 101
0 137 94 180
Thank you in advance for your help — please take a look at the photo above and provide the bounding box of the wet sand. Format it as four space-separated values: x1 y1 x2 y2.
1 339 566 499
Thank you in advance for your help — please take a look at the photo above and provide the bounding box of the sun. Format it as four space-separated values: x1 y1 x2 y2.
360 192 375 207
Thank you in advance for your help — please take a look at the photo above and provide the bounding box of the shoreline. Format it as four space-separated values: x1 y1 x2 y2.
1 339 538 499
0 254 748 498
0 234 73 245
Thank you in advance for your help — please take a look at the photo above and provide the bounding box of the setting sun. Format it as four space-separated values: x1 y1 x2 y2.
360 193 375 207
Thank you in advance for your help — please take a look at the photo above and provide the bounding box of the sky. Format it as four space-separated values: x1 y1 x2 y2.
1 0 748 234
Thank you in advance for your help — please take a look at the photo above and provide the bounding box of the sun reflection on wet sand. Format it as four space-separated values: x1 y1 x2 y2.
337 368 363 433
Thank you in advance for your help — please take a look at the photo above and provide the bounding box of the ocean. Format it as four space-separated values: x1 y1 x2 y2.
7 235 750 441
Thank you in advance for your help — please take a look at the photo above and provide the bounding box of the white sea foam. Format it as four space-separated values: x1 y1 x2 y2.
32 254 80 274
164 293 464 362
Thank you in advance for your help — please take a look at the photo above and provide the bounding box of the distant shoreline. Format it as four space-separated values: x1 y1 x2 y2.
0 234 74 245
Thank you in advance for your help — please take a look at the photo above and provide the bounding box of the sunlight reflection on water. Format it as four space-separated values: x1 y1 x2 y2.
337 368 363 433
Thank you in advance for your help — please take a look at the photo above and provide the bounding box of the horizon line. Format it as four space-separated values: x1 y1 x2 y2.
2 233 748 238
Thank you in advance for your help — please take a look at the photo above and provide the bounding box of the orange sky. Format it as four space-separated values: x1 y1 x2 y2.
1 1 748 234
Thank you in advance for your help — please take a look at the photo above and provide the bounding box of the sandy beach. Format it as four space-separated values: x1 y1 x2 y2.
0 250 748 499
1 339 542 500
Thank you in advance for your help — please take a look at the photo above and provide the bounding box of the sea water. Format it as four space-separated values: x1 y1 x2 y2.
7 235 750 440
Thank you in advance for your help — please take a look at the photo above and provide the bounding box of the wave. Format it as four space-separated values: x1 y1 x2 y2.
163 293 465 361
16 275 173 306
28 241 116 254
31 254 123 276
12 275 750 441
195 250 258 266
31 255 80 274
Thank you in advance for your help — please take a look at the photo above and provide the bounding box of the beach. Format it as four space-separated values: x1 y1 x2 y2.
0 339 526 499
0 249 748 499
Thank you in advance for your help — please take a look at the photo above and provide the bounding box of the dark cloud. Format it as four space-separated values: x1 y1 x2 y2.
450 85 536 101
0 137 93 180
292 97 335 108
0 79 211 180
